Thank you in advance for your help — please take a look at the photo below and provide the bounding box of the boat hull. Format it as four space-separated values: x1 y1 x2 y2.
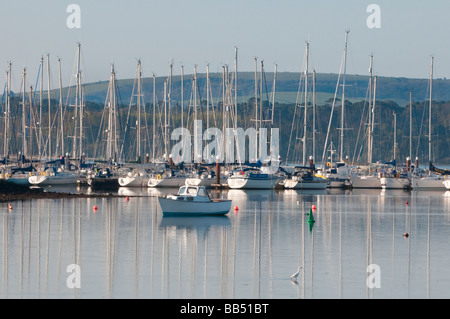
380 177 411 189
88 177 120 188
148 177 186 188
118 176 149 187
158 197 231 216
185 177 226 188
351 176 381 189
28 174 78 186
283 179 327 189
411 176 446 190
227 176 278 189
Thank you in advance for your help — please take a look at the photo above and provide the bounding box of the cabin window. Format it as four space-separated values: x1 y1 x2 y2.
198 188 207 197
187 187 197 196
178 186 187 195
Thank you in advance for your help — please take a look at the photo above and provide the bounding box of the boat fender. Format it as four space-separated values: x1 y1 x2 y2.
327 162 331 167
239 171 244 175
157 174 161 180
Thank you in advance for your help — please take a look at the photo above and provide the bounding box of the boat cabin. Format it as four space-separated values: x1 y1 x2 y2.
177 185 209 198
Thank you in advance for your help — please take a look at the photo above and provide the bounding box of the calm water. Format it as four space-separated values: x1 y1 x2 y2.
1 186 450 299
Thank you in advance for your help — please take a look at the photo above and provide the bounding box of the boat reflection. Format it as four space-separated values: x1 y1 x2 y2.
159 215 231 230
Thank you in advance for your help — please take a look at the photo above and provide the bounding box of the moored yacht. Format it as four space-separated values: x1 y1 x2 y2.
227 168 278 189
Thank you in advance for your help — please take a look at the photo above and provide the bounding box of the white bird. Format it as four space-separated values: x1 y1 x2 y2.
290 266 302 281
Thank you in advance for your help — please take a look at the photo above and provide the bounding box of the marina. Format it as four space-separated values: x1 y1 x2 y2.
1 2 450 304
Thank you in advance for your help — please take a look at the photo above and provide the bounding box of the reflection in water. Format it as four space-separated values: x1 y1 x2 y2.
0 187 449 298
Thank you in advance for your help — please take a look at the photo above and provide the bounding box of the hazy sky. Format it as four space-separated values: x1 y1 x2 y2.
0 0 448 89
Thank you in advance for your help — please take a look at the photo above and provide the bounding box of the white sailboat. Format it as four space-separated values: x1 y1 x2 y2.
148 171 187 188
411 57 446 191
283 169 327 189
118 169 150 187
227 168 278 189
350 55 381 189
28 167 78 186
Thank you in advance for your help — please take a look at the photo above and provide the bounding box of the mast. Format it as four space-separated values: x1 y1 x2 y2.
47 53 52 159
312 69 316 163
137 59 142 161
22 68 27 158
254 57 258 158
206 64 210 134
4 62 11 157
302 41 309 166
72 42 82 159
271 64 277 127
339 30 350 162
163 80 167 159
152 73 156 162
367 54 373 164
39 56 43 159
58 58 64 156
428 56 433 164
234 47 238 130
180 66 184 160
409 91 412 161
393 112 397 161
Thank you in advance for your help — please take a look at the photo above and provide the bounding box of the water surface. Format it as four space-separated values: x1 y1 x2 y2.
1 187 449 299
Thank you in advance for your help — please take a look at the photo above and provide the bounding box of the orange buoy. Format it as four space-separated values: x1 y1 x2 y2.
8 203 12 210
403 233 409 238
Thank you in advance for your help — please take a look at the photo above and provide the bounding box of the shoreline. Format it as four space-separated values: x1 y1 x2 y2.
0 180 123 203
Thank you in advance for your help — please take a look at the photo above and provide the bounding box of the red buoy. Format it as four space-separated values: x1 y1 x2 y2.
312 204 317 211
234 206 239 213
405 201 408 205
126 196 130 201
93 205 98 212
8 203 12 210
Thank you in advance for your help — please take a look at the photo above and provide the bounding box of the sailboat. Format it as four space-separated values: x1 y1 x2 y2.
411 57 446 190
227 167 278 189
283 168 327 190
28 166 78 186
318 30 353 189
349 55 381 189
118 168 151 187
380 114 411 190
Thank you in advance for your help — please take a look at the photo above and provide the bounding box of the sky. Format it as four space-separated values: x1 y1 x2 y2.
0 0 449 90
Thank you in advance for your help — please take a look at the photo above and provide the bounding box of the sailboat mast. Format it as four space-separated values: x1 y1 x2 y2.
72 43 82 159
271 64 277 127
22 68 27 158
163 80 167 159
393 112 397 161
409 91 412 160
340 30 350 162
58 58 64 156
47 53 52 159
152 73 156 162
4 62 11 157
302 41 309 166
234 47 238 130
39 56 43 159
312 69 316 163
428 56 433 164
137 60 142 160
254 58 258 158
368 54 373 164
